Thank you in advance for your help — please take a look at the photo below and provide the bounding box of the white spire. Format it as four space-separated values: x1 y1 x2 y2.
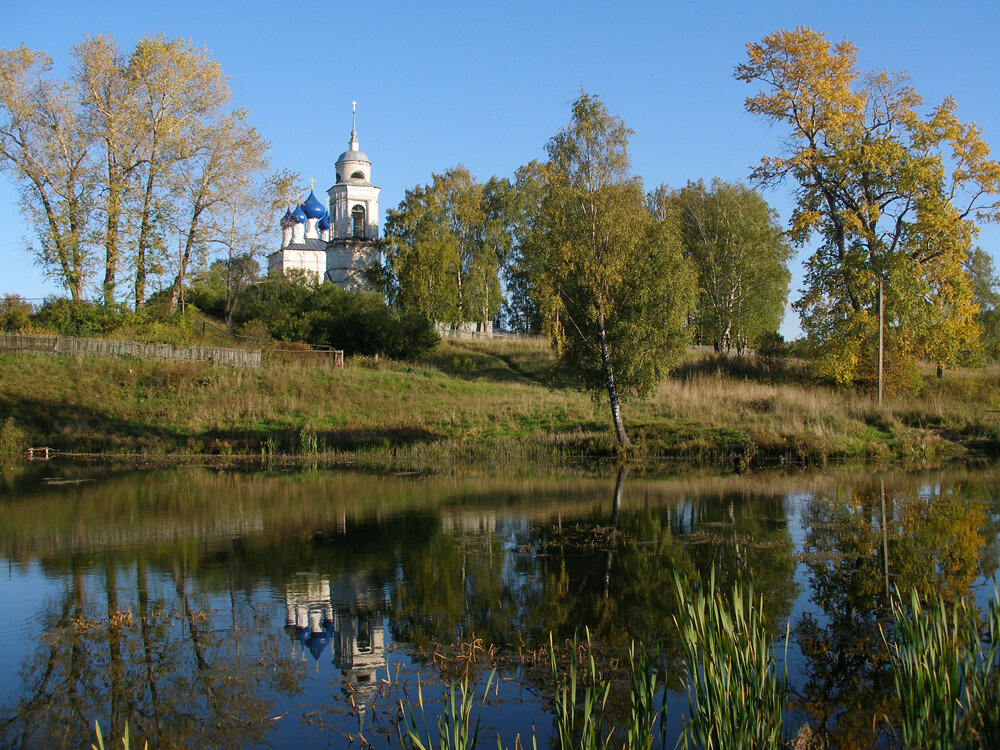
349 101 359 151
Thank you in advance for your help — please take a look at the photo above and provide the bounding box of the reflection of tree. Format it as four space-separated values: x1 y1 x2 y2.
795 484 996 748
0 555 299 749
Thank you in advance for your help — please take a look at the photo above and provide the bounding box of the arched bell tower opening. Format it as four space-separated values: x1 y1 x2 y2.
351 205 366 238
324 101 381 292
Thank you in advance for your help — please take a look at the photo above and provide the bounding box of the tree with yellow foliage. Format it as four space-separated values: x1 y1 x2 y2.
737 27 1000 387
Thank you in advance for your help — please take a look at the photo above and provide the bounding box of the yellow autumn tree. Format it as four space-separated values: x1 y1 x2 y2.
737 27 1000 387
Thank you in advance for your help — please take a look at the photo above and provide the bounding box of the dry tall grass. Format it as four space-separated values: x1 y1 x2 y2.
1 340 997 468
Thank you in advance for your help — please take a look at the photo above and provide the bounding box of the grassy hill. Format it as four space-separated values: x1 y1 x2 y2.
2 336 999 472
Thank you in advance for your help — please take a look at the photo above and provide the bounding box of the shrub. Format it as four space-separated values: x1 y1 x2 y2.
0 295 34 332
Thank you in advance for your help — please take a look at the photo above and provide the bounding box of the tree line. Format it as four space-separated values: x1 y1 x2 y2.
0 35 294 310
5 28 1000 452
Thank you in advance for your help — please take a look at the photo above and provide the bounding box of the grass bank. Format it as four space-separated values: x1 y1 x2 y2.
1 337 999 471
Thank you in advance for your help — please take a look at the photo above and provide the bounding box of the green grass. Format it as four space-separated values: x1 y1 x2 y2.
1 339 1000 470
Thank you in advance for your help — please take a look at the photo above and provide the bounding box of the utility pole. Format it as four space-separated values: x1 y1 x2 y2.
878 277 884 406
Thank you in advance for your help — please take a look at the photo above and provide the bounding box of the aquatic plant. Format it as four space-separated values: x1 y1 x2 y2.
549 630 612 750
884 585 1000 748
400 669 497 750
92 720 147 750
625 641 668 750
673 569 789 749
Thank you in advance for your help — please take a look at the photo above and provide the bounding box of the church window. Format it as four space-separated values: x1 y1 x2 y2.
336 173 341 182
352 205 366 238
351 171 365 180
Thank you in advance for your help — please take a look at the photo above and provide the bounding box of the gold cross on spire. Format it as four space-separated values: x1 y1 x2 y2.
309 177 315 192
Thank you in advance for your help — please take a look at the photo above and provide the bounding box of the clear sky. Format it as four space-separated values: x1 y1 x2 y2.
2 0 999 339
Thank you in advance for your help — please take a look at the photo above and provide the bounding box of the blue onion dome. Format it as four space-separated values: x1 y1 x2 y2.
290 204 307 224
301 190 325 219
307 631 331 660
279 207 292 228
318 213 330 232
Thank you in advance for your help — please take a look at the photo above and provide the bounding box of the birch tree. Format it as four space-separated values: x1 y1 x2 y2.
534 92 695 450
660 179 791 353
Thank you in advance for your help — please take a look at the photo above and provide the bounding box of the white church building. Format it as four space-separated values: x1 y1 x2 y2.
268 104 380 291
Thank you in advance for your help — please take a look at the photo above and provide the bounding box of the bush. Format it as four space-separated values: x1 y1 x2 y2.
0 295 34 332
31 298 132 337
234 276 439 361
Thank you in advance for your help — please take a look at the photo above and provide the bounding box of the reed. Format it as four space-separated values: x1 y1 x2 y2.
92 721 146 750
549 630 612 750
400 670 497 750
673 568 788 749
625 641 667 750
885 585 1000 748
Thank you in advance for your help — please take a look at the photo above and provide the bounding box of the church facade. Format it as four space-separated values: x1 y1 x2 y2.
267 104 381 291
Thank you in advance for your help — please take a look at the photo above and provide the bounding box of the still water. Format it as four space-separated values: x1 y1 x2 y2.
0 462 997 748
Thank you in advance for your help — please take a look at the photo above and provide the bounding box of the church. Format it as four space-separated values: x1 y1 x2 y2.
267 103 380 290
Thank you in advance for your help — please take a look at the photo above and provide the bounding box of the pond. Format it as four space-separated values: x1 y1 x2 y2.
0 462 998 748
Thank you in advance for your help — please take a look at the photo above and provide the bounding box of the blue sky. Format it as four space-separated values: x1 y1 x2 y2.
2 1 999 338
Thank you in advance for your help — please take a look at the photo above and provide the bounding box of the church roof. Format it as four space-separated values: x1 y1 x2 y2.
279 207 292 228
301 190 326 219
290 204 307 224
337 149 370 165
318 213 330 231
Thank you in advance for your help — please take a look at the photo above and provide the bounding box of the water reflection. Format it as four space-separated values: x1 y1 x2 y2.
283 573 388 708
0 465 997 748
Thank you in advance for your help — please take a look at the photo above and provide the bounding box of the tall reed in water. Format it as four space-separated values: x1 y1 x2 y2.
549 629 612 750
673 569 788 749
885 585 1000 749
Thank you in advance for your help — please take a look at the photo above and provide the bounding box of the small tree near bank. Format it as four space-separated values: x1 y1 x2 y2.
533 92 695 450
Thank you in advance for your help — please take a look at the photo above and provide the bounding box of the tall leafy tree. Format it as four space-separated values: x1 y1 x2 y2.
381 165 508 328
533 92 695 449
128 35 230 309
167 110 268 312
72 34 144 305
656 179 792 354
737 27 1000 386
0 46 95 299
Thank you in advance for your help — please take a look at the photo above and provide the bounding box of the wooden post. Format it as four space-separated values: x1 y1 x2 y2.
878 277 884 406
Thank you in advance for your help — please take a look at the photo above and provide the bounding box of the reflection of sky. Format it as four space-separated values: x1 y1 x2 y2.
0 561 52 695
2 470 1000 748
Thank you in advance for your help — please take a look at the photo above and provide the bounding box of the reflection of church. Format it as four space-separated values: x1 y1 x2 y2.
284 572 387 707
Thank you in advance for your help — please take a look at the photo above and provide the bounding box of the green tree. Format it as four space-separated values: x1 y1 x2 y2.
502 160 548 334
737 27 1000 387
657 179 792 353
966 247 1000 361
381 165 509 329
532 92 695 449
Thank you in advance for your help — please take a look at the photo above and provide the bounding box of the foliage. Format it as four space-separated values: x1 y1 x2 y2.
0 416 26 457
531 91 695 448
656 179 792 353
883 587 1000 749
31 298 135 337
186 255 261 320
0 35 278 310
234 274 439 360
92 720 147 750
966 247 1000 362
550 630 612 750
400 671 497 750
737 27 1000 387
673 569 788 749
0 294 34 331
0 46 94 300
381 165 513 328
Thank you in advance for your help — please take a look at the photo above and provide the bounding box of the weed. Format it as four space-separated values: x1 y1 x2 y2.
673 568 788 749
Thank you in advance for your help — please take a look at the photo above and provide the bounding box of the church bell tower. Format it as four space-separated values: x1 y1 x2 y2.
325 102 381 291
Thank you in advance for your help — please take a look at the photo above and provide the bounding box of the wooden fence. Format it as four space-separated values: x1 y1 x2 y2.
0 332 262 367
